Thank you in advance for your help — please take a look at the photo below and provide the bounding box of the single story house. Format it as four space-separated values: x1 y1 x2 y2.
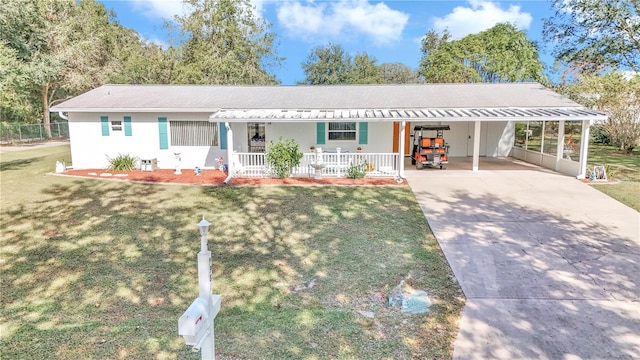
51 83 606 180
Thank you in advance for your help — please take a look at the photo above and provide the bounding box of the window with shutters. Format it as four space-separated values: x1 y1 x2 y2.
328 122 356 141
111 120 122 131
169 121 219 146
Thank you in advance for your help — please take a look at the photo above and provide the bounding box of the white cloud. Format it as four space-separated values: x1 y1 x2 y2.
276 0 409 45
432 0 532 39
127 0 265 21
129 0 184 20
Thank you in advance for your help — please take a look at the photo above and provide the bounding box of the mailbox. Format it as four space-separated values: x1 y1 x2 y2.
178 297 209 346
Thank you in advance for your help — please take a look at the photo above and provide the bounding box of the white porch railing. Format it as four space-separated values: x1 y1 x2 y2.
231 152 399 178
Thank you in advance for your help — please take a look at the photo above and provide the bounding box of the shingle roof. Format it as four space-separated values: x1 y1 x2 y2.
51 83 607 121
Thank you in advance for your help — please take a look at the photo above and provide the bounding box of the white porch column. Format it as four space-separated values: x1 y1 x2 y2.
472 120 481 171
398 121 406 178
555 120 565 171
223 122 234 184
577 119 591 179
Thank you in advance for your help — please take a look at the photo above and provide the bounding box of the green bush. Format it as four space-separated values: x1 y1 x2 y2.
265 137 303 178
106 153 138 171
346 161 367 179
590 124 611 145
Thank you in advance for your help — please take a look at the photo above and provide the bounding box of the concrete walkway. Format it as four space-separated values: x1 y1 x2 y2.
406 168 640 359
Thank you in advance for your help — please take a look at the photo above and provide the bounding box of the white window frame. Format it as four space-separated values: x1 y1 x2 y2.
328 121 356 141
111 120 122 131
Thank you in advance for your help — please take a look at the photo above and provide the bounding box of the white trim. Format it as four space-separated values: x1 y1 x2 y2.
399 121 406 178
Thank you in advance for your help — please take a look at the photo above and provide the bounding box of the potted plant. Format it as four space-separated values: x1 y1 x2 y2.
357 146 362 153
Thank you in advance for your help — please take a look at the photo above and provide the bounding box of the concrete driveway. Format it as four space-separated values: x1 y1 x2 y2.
406 168 640 359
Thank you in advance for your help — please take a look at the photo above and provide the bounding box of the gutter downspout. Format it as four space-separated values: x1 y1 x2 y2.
58 111 69 120
223 122 234 184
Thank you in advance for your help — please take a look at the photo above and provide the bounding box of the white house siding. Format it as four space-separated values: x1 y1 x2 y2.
487 121 514 157
68 112 227 170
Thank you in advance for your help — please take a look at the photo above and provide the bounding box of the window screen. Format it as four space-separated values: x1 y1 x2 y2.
170 121 219 146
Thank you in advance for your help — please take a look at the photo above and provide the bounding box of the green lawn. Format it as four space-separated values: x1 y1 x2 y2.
587 144 640 211
0 145 463 359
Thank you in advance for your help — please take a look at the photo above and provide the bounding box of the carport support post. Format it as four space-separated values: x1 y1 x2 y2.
555 120 565 170
577 119 591 179
472 120 481 171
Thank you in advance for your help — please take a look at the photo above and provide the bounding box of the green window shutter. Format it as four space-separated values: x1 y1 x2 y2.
124 116 132 136
316 122 326 145
158 117 168 149
358 122 368 145
101 116 109 136
219 122 227 149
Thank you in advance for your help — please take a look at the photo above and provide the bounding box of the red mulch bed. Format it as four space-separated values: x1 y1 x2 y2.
60 169 405 186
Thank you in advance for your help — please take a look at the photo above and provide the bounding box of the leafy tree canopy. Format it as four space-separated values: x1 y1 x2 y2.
419 23 545 83
301 43 352 85
380 63 421 84
173 0 280 85
301 43 396 85
560 72 640 152
0 0 135 129
543 0 639 73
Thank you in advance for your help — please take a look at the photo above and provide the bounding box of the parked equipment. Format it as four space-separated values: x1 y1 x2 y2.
411 125 450 169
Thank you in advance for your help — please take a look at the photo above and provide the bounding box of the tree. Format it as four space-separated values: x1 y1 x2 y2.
563 72 640 153
420 29 451 58
301 43 352 85
108 32 178 85
543 0 639 73
301 44 390 85
346 53 383 84
380 63 421 84
419 23 545 83
173 0 280 85
0 0 136 135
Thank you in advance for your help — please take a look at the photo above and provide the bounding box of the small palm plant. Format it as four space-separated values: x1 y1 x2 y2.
106 153 138 171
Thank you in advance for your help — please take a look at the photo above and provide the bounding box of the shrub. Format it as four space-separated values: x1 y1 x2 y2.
590 124 611 145
265 137 303 178
106 153 138 171
346 161 367 179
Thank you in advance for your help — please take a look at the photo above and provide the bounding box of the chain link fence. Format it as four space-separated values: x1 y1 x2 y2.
0 122 69 144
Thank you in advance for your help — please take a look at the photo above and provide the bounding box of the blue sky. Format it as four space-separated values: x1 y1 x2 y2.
99 0 555 85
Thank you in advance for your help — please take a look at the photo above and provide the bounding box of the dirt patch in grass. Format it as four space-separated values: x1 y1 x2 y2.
61 169 405 186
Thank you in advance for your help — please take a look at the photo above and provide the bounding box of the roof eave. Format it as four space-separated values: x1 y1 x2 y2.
50 107 222 113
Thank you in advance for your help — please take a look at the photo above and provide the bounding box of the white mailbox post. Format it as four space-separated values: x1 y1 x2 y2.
178 218 221 359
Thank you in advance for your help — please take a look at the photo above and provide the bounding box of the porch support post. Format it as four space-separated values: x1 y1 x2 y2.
398 121 406 178
555 120 565 171
577 119 591 179
223 122 234 184
472 120 481 171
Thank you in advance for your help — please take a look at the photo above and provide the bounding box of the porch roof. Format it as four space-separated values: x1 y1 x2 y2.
208 107 603 122
51 83 607 122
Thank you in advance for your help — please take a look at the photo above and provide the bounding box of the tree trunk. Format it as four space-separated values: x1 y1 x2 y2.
42 83 52 138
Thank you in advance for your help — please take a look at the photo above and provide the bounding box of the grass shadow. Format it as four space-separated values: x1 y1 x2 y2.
1 146 463 359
